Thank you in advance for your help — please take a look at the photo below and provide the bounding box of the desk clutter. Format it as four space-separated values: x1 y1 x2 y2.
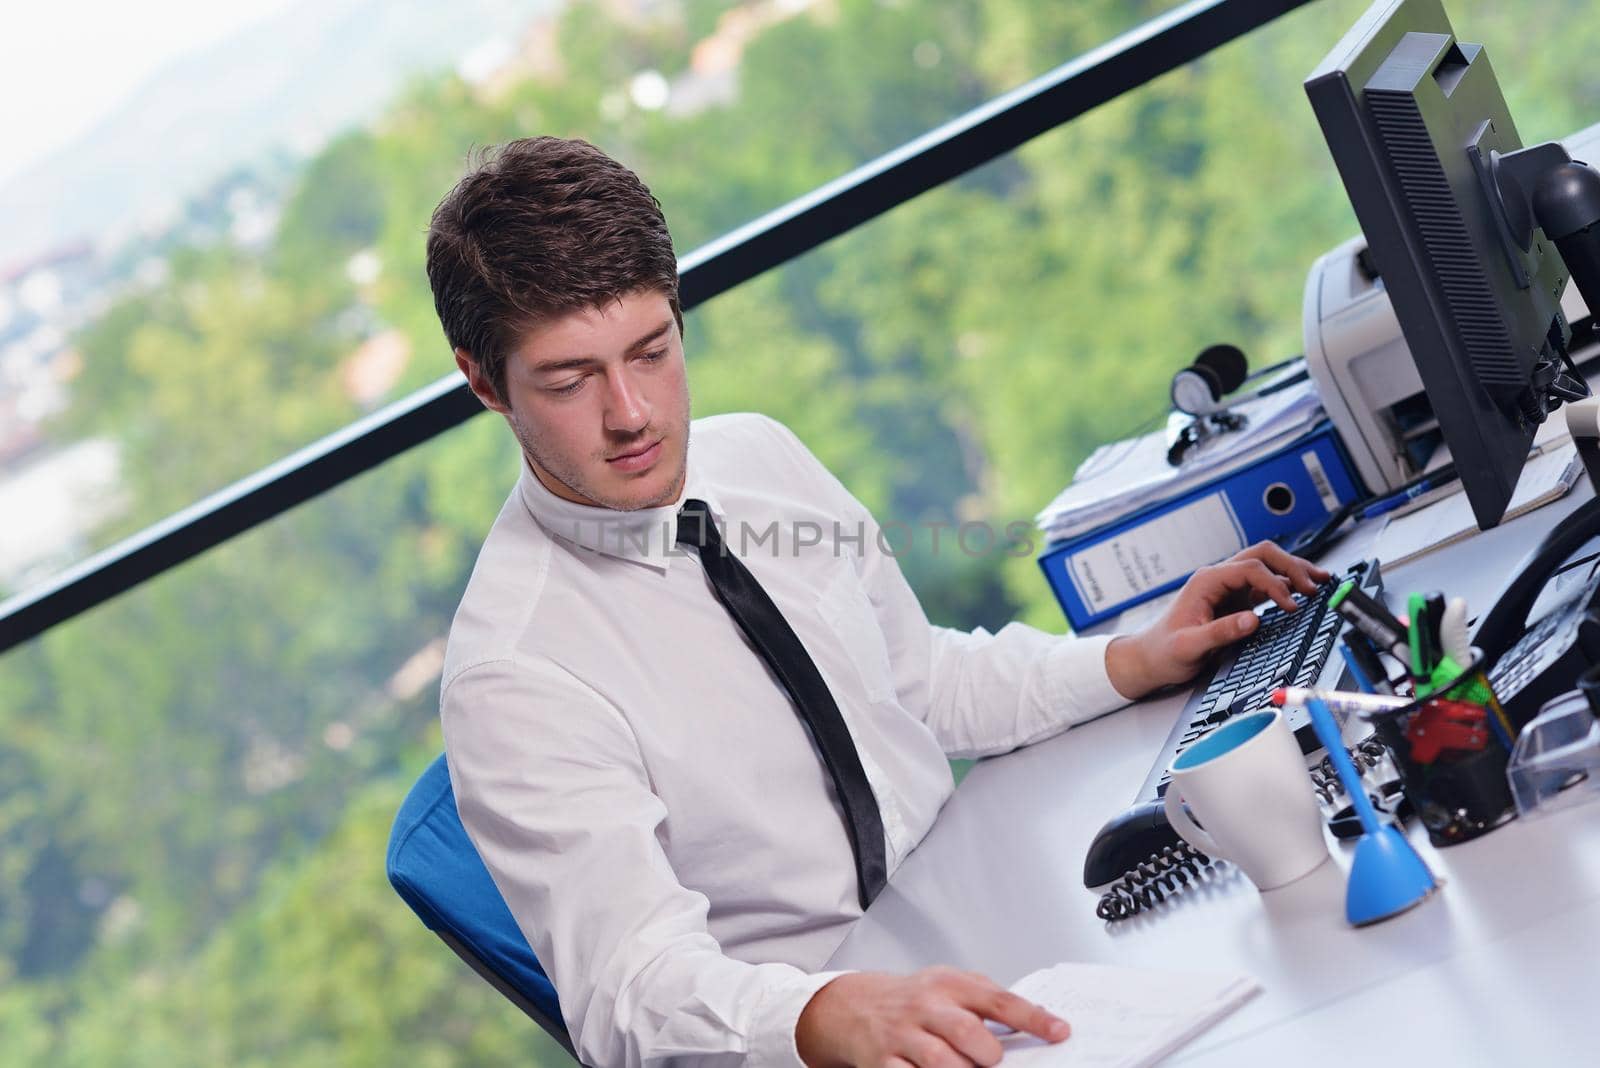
1030 349 1590 630
1092 553 1600 927
1086 560 1386 916
1039 289 1600 923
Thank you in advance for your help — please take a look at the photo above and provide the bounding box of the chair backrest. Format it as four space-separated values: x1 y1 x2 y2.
387 752 575 1059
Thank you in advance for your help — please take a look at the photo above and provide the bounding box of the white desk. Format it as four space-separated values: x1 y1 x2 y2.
825 486 1600 1062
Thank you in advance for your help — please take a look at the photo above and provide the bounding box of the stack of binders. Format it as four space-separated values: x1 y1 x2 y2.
1036 370 1364 630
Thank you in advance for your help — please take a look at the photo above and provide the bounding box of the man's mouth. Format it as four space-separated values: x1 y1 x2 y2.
606 438 663 471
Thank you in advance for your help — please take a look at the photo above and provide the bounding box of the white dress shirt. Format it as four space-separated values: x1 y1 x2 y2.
441 412 1129 1068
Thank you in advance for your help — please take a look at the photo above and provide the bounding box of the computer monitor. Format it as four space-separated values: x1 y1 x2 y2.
1306 0 1600 529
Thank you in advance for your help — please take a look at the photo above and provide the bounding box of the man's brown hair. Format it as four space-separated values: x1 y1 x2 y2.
426 136 681 402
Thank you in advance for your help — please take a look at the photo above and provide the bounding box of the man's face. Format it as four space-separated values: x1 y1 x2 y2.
459 289 691 511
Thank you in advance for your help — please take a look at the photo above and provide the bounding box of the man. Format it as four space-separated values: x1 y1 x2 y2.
428 137 1327 1068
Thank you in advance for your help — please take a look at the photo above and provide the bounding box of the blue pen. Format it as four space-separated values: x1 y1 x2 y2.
1338 636 1395 696
1359 476 1450 520
1339 643 1377 694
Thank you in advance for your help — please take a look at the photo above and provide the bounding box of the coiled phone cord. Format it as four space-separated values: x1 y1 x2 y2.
1095 842 1216 921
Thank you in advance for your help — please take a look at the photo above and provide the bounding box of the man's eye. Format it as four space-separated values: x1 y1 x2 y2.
551 377 586 395
639 348 667 363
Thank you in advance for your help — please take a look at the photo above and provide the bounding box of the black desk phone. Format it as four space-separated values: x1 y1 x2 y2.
1085 496 1600 920
1476 497 1600 724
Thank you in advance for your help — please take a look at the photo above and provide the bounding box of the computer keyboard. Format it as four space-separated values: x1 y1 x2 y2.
1133 558 1384 804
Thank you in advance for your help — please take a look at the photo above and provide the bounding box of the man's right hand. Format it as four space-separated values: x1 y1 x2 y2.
795 967 1070 1067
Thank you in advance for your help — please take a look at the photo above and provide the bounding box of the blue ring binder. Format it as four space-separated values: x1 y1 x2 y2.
1039 421 1365 629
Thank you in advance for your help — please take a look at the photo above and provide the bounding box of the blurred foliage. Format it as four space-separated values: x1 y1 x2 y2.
3 0 1598 1061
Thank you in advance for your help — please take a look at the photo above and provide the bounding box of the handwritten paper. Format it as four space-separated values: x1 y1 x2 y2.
998 962 1260 1067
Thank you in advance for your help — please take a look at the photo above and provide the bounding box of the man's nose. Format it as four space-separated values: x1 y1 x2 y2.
603 367 650 434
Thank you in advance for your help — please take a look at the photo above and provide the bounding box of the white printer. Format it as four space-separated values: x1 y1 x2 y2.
1303 119 1600 496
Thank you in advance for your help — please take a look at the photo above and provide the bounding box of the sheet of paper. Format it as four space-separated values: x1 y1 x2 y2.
1423 420 1572 471
1374 443 1581 569
998 962 1260 1068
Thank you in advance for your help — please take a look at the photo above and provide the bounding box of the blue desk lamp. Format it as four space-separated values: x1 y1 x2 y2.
1305 697 1438 926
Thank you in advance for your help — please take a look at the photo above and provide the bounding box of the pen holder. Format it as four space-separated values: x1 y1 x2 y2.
1362 649 1517 847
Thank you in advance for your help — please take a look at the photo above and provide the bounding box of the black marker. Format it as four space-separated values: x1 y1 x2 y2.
1340 633 1394 695
1328 579 1410 666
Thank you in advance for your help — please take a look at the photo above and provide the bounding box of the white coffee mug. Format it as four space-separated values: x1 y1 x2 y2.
1163 708 1330 890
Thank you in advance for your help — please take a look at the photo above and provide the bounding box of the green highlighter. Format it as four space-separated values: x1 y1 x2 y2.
1408 592 1434 677
1409 591 1459 695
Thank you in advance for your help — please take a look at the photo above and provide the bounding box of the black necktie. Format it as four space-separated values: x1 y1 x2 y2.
675 498 888 909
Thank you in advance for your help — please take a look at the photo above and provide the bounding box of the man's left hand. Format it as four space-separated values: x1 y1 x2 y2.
1105 542 1330 700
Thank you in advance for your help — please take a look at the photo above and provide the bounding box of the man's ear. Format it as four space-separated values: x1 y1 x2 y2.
455 349 510 414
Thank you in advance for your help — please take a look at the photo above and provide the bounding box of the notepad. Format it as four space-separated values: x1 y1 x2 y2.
1373 443 1582 569
997 962 1260 1067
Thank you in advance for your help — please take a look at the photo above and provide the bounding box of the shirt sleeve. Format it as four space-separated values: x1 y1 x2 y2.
755 415 1132 759
442 657 848 1068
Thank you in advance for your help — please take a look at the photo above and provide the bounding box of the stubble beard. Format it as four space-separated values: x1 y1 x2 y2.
510 411 688 512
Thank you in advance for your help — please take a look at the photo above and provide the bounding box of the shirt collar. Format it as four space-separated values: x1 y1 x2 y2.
516 438 722 573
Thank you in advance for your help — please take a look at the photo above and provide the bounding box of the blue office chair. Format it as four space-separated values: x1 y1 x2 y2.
387 753 577 1060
